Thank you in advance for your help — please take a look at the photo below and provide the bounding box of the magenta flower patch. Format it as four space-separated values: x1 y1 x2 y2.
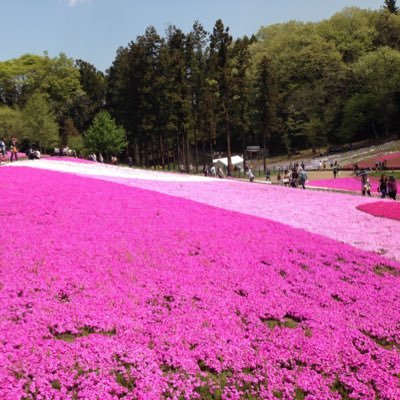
308 176 379 192
357 201 400 222
1 166 400 399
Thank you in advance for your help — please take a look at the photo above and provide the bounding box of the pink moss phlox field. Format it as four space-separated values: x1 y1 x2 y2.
8 159 400 259
357 201 400 222
1 168 400 399
308 177 380 192
87 174 400 261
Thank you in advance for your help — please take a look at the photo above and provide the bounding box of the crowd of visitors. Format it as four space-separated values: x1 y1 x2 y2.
275 164 308 189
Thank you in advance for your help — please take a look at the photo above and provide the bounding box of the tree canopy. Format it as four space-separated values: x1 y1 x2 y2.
2 2 400 166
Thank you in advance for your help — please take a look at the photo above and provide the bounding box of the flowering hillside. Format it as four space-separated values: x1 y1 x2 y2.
1 163 400 399
343 151 400 170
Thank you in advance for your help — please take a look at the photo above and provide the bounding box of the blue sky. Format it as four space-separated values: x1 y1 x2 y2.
1 0 383 72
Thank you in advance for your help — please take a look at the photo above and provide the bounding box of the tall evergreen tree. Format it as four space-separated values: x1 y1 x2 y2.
164 26 190 170
209 19 233 172
230 36 254 168
186 21 208 172
254 56 274 172
384 0 399 14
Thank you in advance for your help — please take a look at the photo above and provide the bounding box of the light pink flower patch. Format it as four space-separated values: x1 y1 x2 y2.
91 175 400 261
357 201 400 222
50 156 95 164
1 167 400 399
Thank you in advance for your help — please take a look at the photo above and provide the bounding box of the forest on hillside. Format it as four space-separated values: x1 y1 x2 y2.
1 2 400 170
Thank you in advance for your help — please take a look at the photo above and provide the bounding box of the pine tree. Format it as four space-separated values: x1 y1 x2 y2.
254 57 274 172
209 19 233 172
384 0 399 14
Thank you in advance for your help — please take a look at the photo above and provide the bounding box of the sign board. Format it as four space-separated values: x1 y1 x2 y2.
246 146 260 151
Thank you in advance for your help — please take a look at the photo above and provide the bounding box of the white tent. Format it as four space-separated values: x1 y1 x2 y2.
212 155 244 167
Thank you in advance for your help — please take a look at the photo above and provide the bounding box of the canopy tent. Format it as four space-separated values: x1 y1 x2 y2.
212 155 244 167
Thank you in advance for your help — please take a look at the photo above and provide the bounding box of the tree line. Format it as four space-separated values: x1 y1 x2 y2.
0 2 400 170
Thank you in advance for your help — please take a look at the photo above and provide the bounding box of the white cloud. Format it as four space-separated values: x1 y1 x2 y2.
66 0 90 6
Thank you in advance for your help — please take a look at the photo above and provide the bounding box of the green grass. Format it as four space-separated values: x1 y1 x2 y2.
370 171 400 179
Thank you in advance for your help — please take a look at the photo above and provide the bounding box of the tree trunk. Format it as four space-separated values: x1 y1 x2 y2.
371 123 379 140
159 134 165 168
144 141 149 166
225 105 232 173
192 92 199 173
176 131 181 168
262 127 267 173
202 139 206 170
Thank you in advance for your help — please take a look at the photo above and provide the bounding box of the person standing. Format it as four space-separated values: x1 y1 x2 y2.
10 137 18 162
388 176 397 200
290 168 299 187
265 167 271 182
361 175 371 197
246 166 254 182
210 165 216 177
379 174 388 198
0 139 6 164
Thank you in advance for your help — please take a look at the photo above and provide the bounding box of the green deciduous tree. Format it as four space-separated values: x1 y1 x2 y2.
84 110 126 159
0 106 23 141
21 92 59 151
342 46 400 139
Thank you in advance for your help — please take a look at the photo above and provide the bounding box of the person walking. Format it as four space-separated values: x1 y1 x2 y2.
299 169 308 189
361 175 371 197
388 176 397 200
333 166 339 179
265 167 271 182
